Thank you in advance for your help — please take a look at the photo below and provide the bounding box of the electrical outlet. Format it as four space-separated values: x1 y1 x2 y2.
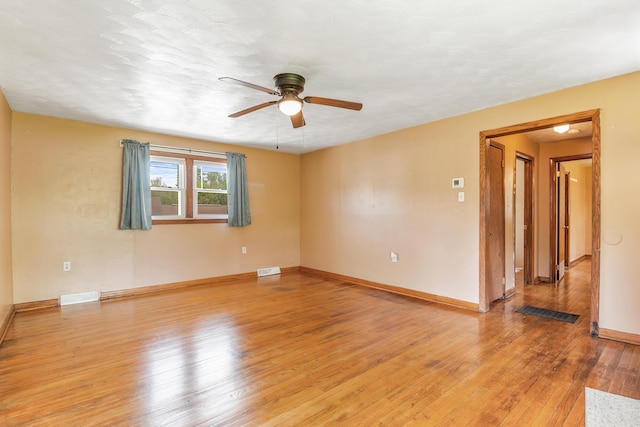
390 252 398 263
242 246 247 254
63 261 71 271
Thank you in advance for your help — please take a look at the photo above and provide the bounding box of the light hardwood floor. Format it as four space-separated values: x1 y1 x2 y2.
1 260 638 425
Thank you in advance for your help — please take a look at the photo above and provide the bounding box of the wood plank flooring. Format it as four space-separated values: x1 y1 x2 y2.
1 260 638 425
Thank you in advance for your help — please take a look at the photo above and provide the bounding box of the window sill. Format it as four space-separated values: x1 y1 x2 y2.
152 218 228 225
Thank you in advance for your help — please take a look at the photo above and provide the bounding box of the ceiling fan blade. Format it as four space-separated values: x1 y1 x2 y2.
303 96 363 111
290 111 305 128
228 101 277 118
219 77 280 96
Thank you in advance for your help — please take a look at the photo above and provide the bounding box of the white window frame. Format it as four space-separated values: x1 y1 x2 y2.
193 160 228 219
149 149 229 224
150 155 186 220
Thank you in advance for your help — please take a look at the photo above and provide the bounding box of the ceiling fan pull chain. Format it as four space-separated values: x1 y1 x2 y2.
275 107 280 150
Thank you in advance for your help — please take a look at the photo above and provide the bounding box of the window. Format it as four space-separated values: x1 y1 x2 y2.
150 152 228 224
194 160 228 219
150 156 185 218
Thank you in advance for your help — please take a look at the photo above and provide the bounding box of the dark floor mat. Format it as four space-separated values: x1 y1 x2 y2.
516 305 579 323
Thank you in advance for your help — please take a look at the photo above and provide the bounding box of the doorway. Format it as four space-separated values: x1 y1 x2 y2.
550 155 593 283
514 153 534 285
479 109 601 337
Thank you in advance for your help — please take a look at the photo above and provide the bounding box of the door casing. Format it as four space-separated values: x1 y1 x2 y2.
564 169 571 268
557 163 567 282
487 141 506 302
515 153 534 285
479 109 601 337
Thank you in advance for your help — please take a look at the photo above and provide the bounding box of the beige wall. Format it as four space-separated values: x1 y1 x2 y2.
564 162 592 263
0 90 13 325
11 113 300 303
301 71 640 336
584 166 593 256
301 122 481 303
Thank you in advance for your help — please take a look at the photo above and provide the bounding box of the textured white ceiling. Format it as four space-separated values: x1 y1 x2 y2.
1 1 639 154
524 121 593 144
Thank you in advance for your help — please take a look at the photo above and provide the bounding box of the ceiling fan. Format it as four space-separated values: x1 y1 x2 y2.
219 73 363 128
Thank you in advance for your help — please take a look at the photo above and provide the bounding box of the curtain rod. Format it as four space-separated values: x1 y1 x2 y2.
119 140 238 159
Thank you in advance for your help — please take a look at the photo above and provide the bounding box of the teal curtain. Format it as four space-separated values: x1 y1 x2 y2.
120 139 152 230
226 152 251 227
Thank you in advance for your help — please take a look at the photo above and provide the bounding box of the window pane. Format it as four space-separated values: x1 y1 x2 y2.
195 164 227 190
151 190 180 216
151 161 179 188
197 192 228 216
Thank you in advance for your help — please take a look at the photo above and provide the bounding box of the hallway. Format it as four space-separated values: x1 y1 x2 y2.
506 258 592 326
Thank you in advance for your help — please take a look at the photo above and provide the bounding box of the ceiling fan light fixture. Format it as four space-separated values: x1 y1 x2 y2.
278 94 303 116
221 73 362 128
553 124 570 134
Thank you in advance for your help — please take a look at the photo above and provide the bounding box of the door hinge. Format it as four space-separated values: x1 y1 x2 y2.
501 160 505 168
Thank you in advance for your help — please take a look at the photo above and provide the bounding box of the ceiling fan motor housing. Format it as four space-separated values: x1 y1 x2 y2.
274 73 305 96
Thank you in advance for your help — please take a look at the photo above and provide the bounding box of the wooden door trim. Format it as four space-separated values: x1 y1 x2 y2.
565 171 571 267
591 111 601 336
479 134 489 312
515 152 535 285
487 141 506 303
479 109 601 338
